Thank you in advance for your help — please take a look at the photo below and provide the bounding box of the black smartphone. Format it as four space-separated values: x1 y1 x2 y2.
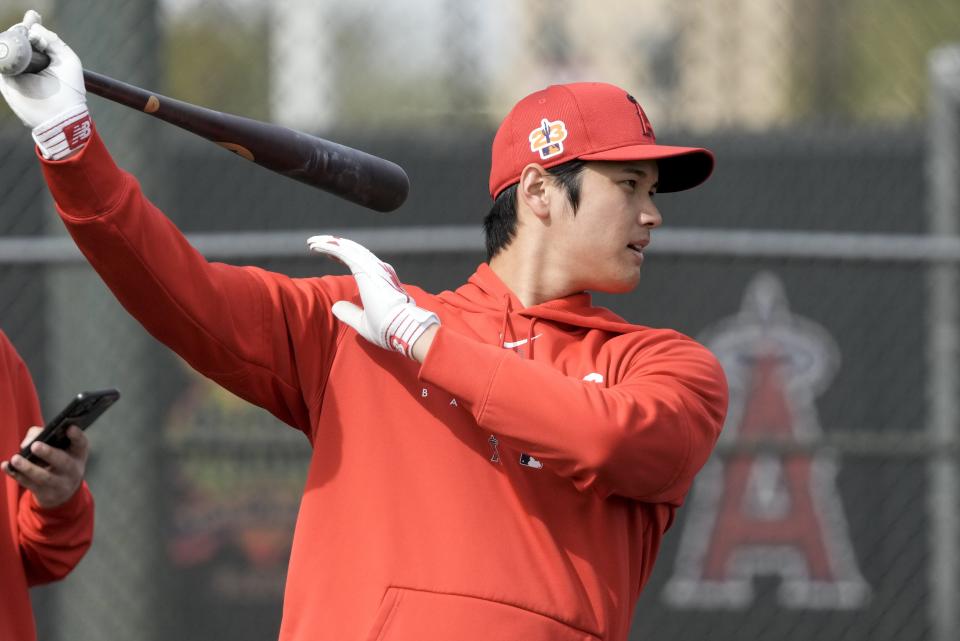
18 389 120 465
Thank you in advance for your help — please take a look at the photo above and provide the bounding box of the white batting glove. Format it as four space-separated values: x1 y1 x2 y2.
0 11 90 159
307 235 440 359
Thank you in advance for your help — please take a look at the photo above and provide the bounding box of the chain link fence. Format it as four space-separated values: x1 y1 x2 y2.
1 0 959 639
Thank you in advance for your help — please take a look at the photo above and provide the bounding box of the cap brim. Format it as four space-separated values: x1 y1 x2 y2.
579 144 714 193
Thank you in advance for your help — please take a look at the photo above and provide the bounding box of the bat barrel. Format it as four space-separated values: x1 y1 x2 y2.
82 70 409 212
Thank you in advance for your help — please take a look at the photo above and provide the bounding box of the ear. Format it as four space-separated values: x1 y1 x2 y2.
517 163 552 222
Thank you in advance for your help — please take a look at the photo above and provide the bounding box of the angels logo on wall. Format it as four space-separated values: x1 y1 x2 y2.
663 272 871 610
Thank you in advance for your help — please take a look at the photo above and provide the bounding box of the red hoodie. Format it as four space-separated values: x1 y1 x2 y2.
41 130 727 641
0 330 94 641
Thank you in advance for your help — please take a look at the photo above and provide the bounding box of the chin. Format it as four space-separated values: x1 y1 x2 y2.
593 273 641 295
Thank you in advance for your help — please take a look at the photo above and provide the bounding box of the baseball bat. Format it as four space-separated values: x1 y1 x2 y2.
0 31 409 212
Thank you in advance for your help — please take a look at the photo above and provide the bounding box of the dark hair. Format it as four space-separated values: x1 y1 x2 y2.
482 159 587 260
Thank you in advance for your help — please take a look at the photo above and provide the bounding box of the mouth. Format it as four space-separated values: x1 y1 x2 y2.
626 240 648 260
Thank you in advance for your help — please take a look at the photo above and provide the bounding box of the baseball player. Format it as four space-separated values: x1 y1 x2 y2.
0 329 94 641
1 12 727 641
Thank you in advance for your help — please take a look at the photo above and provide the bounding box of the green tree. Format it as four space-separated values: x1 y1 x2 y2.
165 8 270 122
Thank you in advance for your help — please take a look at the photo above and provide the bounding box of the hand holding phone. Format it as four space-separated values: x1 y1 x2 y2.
18 389 120 465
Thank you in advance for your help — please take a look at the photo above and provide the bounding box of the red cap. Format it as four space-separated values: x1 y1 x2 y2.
488 82 714 198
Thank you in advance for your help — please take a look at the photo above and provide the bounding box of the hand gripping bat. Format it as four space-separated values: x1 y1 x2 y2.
0 25 409 212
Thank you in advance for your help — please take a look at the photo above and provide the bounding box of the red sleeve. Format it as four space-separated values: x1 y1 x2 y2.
419 327 728 503
19 483 94 586
39 128 350 433
0 333 94 585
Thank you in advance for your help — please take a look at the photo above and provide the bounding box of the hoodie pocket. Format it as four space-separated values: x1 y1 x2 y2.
364 586 601 641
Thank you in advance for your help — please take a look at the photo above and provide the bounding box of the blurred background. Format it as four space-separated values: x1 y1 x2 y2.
1 0 959 639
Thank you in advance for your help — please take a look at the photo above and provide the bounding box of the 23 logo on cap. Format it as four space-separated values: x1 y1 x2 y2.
529 118 568 160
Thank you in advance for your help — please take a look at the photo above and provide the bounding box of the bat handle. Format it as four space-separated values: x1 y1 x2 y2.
0 25 51 76
23 48 51 74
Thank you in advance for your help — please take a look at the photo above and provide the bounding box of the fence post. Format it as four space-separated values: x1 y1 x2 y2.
269 0 334 131
926 43 960 641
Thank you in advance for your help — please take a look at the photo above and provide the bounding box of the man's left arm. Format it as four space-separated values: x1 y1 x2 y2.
419 326 728 503
310 236 728 503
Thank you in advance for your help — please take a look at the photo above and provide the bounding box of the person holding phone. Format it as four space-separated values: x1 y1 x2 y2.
0 330 94 641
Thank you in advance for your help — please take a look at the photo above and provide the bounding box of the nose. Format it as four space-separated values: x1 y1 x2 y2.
640 203 662 228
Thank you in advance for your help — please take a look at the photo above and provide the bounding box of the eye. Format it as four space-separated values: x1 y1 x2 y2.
622 179 637 190
649 190 657 199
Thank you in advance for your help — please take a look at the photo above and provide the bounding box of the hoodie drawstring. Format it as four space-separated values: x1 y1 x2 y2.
499 293 513 350
498 294 539 360
527 316 538 360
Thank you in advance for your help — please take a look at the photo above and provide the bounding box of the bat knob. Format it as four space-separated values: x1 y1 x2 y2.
0 25 50 76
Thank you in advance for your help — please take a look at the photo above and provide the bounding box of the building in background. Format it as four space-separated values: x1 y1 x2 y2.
491 0 792 132
157 0 955 133
261 0 796 132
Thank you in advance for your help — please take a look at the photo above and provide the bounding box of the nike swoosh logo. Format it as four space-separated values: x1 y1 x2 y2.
502 334 542 349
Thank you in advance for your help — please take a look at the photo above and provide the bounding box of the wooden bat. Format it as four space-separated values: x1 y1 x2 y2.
0 32 409 212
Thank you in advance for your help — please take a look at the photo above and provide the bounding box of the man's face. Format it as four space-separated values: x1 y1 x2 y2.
551 159 662 294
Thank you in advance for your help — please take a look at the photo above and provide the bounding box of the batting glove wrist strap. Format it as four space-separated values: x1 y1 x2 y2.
32 104 91 160
383 304 440 358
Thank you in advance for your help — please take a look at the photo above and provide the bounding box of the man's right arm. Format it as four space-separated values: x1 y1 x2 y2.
40 127 343 431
